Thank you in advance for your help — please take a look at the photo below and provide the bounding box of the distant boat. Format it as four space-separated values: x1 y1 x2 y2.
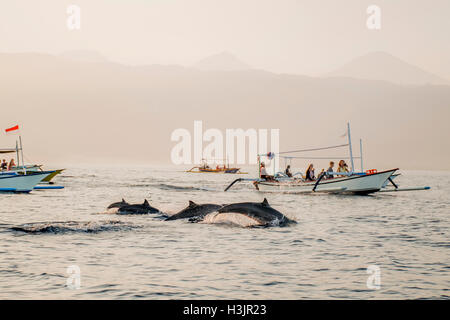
187 158 246 174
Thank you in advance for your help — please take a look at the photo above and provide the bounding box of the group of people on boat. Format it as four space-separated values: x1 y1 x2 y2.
302 160 351 181
200 162 228 171
260 160 350 181
0 158 16 171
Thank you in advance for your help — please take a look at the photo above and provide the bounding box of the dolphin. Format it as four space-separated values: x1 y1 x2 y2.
107 198 129 209
117 199 160 215
214 198 296 227
165 201 223 221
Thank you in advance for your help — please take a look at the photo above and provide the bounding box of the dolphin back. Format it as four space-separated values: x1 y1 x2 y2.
107 199 129 209
166 203 222 221
117 200 160 214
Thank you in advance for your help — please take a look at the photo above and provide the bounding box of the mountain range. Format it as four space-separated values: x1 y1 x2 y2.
326 51 448 86
193 51 252 71
0 51 449 170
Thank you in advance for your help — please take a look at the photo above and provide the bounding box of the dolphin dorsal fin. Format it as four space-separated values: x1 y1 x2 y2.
122 198 126 203
262 198 269 206
188 201 197 208
143 199 149 207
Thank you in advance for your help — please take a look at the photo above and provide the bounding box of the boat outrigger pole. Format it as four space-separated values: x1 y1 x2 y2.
224 178 262 192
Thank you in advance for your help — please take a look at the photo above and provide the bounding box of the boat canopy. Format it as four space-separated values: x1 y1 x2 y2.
258 123 364 175
0 149 16 154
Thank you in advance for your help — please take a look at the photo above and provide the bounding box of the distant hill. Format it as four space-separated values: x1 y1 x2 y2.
59 50 109 63
193 51 251 71
326 51 448 86
0 52 449 170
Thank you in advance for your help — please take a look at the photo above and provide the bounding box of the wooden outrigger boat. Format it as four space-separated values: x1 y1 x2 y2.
250 169 410 194
224 123 430 195
187 158 246 174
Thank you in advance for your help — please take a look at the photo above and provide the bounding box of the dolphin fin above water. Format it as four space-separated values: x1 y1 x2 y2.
188 200 197 208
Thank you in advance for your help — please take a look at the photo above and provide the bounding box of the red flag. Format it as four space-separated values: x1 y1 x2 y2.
5 125 19 134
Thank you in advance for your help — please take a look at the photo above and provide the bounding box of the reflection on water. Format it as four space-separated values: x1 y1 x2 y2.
0 166 448 299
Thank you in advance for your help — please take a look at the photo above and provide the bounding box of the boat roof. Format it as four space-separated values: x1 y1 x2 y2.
0 149 16 154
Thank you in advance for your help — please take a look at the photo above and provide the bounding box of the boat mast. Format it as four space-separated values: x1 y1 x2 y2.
257 155 261 178
360 138 364 172
15 140 20 167
19 135 26 174
272 155 277 177
347 122 354 172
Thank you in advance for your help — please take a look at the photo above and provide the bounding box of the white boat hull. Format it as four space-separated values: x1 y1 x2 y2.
255 169 398 194
0 172 50 192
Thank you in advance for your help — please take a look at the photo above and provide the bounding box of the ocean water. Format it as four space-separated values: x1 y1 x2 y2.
0 166 448 299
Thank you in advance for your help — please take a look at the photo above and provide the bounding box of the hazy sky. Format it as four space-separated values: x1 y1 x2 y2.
0 0 449 77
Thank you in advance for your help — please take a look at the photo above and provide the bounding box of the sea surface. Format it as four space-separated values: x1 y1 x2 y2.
0 166 449 299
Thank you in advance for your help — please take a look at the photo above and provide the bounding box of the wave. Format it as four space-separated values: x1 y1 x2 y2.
10 220 136 234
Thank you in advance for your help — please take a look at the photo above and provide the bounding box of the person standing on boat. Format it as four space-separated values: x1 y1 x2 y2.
1 159 7 171
305 164 315 181
285 165 293 177
326 161 335 178
337 160 349 175
7 159 16 171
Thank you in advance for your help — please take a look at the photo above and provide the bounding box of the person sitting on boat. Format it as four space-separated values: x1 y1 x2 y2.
305 164 315 181
326 161 335 178
7 159 16 171
1 159 7 171
337 160 349 175
260 162 274 181
318 168 325 178
285 165 293 177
